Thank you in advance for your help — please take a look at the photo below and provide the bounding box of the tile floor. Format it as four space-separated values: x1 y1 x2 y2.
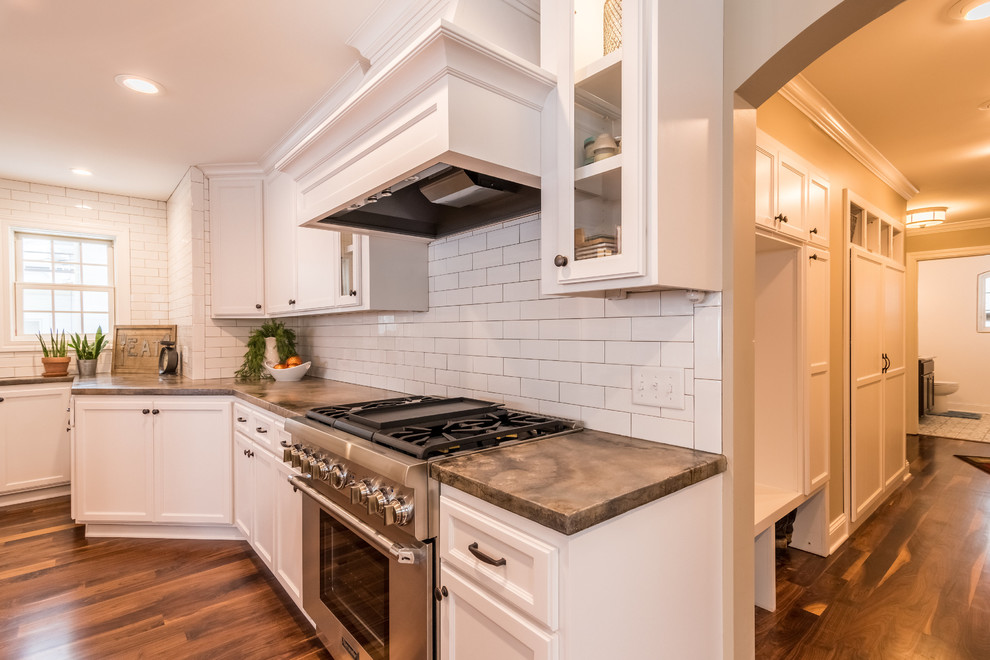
918 412 990 442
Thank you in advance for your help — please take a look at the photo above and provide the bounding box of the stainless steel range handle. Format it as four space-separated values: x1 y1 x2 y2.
288 475 423 566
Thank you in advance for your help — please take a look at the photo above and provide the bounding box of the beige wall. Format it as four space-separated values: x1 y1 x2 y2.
755 93 907 526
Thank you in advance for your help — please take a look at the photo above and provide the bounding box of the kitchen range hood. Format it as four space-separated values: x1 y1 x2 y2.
275 18 554 241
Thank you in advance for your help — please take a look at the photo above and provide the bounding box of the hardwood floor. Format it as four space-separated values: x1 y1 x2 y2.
756 434 990 659
0 497 330 659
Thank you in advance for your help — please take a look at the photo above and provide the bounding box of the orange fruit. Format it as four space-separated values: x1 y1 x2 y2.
286 355 302 367
273 363 287 369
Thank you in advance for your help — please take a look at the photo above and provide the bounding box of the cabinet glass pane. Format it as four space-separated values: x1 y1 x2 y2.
339 232 356 298
573 0 622 262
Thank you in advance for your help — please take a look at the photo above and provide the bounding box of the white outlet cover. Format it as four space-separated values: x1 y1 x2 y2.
632 366 685 409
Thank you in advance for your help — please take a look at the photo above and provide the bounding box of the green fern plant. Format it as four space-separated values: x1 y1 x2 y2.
37 329 67 357
235 320 297 380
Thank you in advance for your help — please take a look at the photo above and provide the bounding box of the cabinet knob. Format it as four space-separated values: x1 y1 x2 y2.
810 227 818 235
255 303 262 310
434 586 448 601
288 299 296 305
553 254 568 267
0 397 4 403
152 409 160 415
142 409 150 414
349 290 357 296
775 213 788 224
809 254 818 261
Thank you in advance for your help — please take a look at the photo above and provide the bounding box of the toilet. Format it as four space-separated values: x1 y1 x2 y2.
933 381 959 414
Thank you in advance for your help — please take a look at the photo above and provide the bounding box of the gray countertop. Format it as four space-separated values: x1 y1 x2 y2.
0 375 75 386
68 372 727 535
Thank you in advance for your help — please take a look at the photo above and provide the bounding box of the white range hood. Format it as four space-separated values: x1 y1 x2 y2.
275 16 555 240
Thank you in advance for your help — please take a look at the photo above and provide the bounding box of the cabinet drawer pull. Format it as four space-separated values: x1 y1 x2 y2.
256 427 267 434
237 416 247 423
468 542 506 567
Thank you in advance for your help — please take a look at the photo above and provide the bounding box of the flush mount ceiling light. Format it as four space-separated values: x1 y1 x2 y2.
949 0 990 20
71 168 92 176
114 74 163 95
906 207 948 229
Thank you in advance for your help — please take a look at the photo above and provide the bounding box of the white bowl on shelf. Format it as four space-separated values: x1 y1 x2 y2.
263 361 311 382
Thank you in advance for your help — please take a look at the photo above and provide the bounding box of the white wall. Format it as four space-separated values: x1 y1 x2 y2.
0 178 168 377
918 254 990 413
291 215 723 451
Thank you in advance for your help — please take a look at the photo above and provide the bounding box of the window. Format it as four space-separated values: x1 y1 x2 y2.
979 271 990 333
13 231 114 338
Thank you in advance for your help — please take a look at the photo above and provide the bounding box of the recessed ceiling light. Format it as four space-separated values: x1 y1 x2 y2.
949 0 990 20
979 100 990 111
71 168 92 176
114 74 163 95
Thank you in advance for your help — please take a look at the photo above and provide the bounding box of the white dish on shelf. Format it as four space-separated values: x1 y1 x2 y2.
264 361 311 381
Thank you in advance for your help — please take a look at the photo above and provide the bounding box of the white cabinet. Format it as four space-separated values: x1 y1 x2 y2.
209 175 266 318
806 248 830 493
234 430 276 567
540 0 722 294
756 131 830 244
0 383 71 498
274 458 304 606
438 478 723 660
847 191 906 524
72 396 232 526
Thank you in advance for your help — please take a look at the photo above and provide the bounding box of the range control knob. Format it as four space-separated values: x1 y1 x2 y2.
305 454 321 476
329 464 350 490
280 441 296 463
290 446 305 468
316 459 332 482
367 488 393 517
384 497 413 527
350 480 372 505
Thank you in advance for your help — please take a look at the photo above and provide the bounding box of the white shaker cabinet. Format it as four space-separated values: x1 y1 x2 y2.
209 174 266 318
72 396 232 527
0 383 72 500
756 131 830 244
273 457 304 607
540 0 722 294
233 430 277 567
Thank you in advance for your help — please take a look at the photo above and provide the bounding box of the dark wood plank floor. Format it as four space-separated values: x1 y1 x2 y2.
0 496 331 659
756 434 990 659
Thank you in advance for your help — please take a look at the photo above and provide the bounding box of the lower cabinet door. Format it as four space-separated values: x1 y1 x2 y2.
1 385 71 493
440 564 557 660
252 449 277 568
233 432 255 541
274 460 303 606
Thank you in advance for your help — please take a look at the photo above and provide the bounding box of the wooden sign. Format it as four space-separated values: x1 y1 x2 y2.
111 325 177 374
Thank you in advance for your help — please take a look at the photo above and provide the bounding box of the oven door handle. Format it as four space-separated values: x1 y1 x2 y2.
289 475 425 566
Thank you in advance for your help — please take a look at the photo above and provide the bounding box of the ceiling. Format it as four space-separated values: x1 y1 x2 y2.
0 1 381 200
801 0 990 224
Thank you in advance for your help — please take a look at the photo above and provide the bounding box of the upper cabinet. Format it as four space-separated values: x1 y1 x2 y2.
540 0 722 294
756 131 830 247
210 172 429 319
210 175 266 317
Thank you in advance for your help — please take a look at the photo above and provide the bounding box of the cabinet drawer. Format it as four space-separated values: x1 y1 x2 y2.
440 494 558 629
232 402 281 453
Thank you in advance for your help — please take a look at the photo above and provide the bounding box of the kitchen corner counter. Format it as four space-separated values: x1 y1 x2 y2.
1 376 75 386
429 431 726 536
69 373 404 418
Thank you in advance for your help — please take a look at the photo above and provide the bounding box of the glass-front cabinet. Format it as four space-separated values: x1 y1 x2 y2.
540 0 722 294
333 231 363 309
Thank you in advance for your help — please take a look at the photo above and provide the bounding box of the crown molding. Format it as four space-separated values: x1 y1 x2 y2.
912 217 990 235
779 74 919 201
196 163 264 178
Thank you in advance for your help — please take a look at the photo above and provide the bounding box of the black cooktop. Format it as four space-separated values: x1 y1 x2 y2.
306 396 580 459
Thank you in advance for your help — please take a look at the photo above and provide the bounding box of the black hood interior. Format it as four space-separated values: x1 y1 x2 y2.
315 165 540 239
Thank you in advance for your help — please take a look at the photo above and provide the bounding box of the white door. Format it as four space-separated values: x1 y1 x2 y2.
806 250 830 493
73 398 155 522
154 399 231 524
210 177 265 317
775 150 806 240
252 449 277 568
0 385 71 493
850 248 884 521
755 144 776 230
883 264 907 488
264 171 299 316
439 564 557 660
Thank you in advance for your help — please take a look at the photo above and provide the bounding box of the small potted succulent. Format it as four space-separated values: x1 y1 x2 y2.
68 326 109 378
37 329 70 377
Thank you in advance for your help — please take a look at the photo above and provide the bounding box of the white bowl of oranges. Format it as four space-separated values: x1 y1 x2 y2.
264 355 311 382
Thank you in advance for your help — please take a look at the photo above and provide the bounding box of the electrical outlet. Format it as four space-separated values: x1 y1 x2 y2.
632 366 685 409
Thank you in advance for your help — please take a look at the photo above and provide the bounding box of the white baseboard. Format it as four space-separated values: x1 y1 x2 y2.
84 523 243 541
828 512 849 555
0 484 70 507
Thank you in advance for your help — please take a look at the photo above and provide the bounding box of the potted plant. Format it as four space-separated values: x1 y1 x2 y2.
68 326 109 378
37 329 70 377
235 320 298 380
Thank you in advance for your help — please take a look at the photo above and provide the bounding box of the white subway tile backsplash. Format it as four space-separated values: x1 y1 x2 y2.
560 382 605 408
631 316 693 342
582 363 632 388
539 360 582 383
581 317 631 341
694 379 722 454
694 305 722 380
632 414 694 449
605 341 660 366
661 342 694 368
660 290 695 316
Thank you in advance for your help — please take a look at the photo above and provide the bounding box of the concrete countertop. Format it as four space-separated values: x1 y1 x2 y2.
70 372 727 535
0 376 75 386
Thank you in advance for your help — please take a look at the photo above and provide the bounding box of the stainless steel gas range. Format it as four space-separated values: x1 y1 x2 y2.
282 395 581 660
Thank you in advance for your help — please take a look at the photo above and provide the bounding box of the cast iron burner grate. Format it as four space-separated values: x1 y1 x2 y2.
306 396 445 426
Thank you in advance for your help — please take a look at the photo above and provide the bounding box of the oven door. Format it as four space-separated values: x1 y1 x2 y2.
292 476 431 660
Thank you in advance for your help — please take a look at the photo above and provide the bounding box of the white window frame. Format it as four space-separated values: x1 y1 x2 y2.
2 218 131 351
